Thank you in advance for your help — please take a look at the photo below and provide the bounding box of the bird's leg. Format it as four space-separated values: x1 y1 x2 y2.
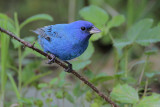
47 54 56 64
31 42 35 48
64 61 72 73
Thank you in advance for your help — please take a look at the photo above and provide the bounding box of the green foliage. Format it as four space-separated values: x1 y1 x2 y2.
135 93 160 107
20 14 53 29
90 73 114 85
0 12 53 106
110 84 139 104
114 19 160 49
7 74 21 101
1 1 160 107
0 16 11 107
79 5 109 26
107 15 125 29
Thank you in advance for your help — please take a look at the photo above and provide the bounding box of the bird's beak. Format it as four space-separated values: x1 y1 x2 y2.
89 26 101 34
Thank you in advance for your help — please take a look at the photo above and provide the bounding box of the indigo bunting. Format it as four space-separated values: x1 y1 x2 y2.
33 20 101 72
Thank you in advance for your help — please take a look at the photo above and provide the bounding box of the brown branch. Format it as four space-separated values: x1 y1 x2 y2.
0 27 119 107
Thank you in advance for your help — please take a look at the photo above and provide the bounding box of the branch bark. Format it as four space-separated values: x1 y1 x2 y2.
0 27 119 107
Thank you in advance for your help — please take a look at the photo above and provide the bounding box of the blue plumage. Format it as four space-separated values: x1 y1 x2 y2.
34 20 101 61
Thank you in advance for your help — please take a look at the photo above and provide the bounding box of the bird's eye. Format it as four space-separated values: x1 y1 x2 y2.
81 27 86 31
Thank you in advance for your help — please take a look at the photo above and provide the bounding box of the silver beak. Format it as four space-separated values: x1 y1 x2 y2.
89 26 101 34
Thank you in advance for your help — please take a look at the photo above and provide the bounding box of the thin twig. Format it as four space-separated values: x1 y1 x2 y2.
0 27 119 107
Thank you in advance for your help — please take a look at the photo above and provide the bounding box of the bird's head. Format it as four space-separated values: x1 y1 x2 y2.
68 20 101 41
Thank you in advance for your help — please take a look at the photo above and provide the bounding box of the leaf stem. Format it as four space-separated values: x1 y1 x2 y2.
137 55 149 91
142 78 148 97
0 20 9 107
14 12 22 95
108 32 119 73
127 0 134 28
124 48 129 77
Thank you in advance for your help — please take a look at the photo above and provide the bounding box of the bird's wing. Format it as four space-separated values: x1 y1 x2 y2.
32 25 62 39
32 26 49 37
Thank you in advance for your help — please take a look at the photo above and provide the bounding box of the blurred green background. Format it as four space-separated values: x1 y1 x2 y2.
1 0 160 107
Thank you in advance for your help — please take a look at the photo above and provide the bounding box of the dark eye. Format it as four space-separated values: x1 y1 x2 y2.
81 27 86 31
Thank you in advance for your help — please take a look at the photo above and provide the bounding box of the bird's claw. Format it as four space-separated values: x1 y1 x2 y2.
47 54 56 64
64 61 72 73
31 42 35 48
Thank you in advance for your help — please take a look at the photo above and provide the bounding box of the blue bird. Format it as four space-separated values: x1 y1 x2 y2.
33 20 101 72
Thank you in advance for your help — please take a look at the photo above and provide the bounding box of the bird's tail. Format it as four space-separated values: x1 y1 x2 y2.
31 28 42 35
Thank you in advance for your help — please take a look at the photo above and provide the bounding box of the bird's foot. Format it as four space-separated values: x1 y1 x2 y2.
47 54 56 64
31 42 35 48
64 61 72 73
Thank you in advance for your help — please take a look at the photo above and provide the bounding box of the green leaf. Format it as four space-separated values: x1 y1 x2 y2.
127 19 153 41
90 32 103 41
49 78 58 85
114 19 160 49
18 97 34 105
135 93 160 107
114 39 132 49
58 72 66 87
145 71 160 78
110 84 139 104
20 14 53 29
0 13 15 34
85 91 93 102
0 13 14 24
22 61 40 83
107 15 125 29
90 73 114 85
23 71 52 87
38 83 48 88
79 5 109 26
11 39 22 48
91 102 100 107
55 91 63 99
35 99 43 107
22 42 45 59
73 83 86 97
8 74 21 99
144 47 158 55
64 92 74 103
72 60 91 71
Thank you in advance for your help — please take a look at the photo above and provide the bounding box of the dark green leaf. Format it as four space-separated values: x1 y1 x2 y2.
20 14 53 29
114 19 160 49
55 91 63 99
144 47 158 56
135 93 160 107
64 92 74 103
90 75 114 85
